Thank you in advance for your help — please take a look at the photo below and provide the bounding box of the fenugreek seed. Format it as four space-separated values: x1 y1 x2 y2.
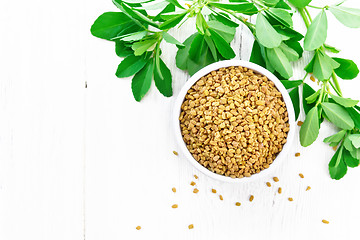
235 202 241 206
306 186 311 191
173 151 178 156
193 188 199 194
188 224 194 229
288 197 293 202
297 121 303 126
190 181 196 186
172 204 178 209
322 219 329 224
332 146 337 151
172 187 176 193
136 226 141 230
278 187 282 194
299 173 304 178
266 182 271 187
249 195 254 202
211 189 217 193
295 152 300 157
310 76 316 82
273 177 279 182
194 175 198 179
219 195 223 200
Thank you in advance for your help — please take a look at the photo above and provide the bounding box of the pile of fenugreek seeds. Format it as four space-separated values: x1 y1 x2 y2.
179 66 290 178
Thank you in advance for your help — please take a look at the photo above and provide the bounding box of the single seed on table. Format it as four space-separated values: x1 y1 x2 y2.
288 197 293 202
194 175 198 179
322 219 329 224
235 202 241 206
306 186 311 191
266 182 271 187
136 226 141 230
190 181 196 186
295 152 300 157
211 189 217 193
249 195 254 202
219 195 223 201
273 177 279 182
193 188 199 194
173 151 178 156
172 204 178 209
299 173 304 178
172 187 176 193
188 224 194 229
310 76 316 82
278 187 282 194
297 121 303 126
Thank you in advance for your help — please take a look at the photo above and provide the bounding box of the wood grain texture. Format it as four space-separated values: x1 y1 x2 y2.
0 0 360 240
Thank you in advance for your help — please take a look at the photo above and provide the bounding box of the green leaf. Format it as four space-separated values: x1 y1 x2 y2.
304 10 327 51
265 47 293 79
288 0 312 8
176 34 197 70
117 31 147 41
289 86 300 120
273 25 304 41
115 40 133 57
131 60 154 101
313 51 337 81
266 8 293 27
116 55 147 78
162 32 184 48
159 12 187 30
332 57 359 80
321 102 354 130
153 3 175 21
324 44 340 53
324 129 346 144
131 38 158 56
274 0 291 10
304 54 315 73
189 34 206 62
329 6 360 28
210 2 258 15
280 80 302 89
165 0 185 9
330 94 359 108
305 89 320 104
343 149 359 168
303 83 316 115
256 14 282 48
204 35 218 61
250 40 266 68
196 13 207 35
208 21 236 43
208 28 235 59
91 12 141 40
350 148 360 160
121 2 159 28
300 106 320 147
154 58 172 97
263 0 280 6
279 42 299 62
349 134 360 148
344 135 356 152
123 0 151 3
210 13 239 28
329 146 347 180
284 40 303 58
346 107 360 129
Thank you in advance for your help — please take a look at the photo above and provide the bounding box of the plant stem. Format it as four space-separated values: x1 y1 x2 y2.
329 80 342 96
299 8 310 28
308 5 323 10
304 7 313 22
331 72 343 96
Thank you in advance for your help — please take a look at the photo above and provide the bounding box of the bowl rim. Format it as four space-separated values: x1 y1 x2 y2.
172 60 296 183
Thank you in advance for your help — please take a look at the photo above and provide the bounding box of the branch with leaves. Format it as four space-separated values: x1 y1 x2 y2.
90 0 360 180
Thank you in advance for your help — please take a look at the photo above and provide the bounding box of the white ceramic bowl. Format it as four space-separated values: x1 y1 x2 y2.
173 60 295 183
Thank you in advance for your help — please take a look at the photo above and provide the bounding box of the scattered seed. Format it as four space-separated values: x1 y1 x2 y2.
273 177 279 182
235 202 241 206
278 187 282 194
172 187 176 193
295 152 300 157
211 189 217 193
172 204 178 209
306 186 311 191
249 195 254 202
190 181 196 186
136 226 141 230
288 197 293 201
219 195 223 201
266 182 271 187
310 76 316 82
193 188 199 194
332 146 337 151
297 121 303 126
188 224 194 229
194 174 198 179
299 173 304 178
322 219 329 224
173 151 178 156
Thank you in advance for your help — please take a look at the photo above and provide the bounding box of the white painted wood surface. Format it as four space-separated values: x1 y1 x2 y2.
1 0 360 239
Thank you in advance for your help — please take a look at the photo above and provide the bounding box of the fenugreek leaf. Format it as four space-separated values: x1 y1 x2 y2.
300 106 319 147
346 107 360 129
349 134 360 148
275 0 291 10
266 8 293 27
343 149 359 168
210 13 239 28
189 34 206 62
289 86 300 120
313 51 339 81
329 146 347 180
159 12 187 30
321 102 354 130
121 2 159 28
132 38 158 56
256 13 282 48
263 0 280 6
204 35 218 61
209 2 258 15
332 57 359 80
162 32 185 48
207 21 236 43
303 83 316 115
196 13 207 35
154 58 172 97
266 47 293 79
305 89 320 104
287 0 312 8
330 94 359 108
131 60 153 101
284 40 303 58
324 129 346 144
324 44 340 53
116 55 147 78
304 10 327 51
279 42 299 61
208 28 235 59
115 40 133 57
280 80 302 89
250 40 266 68
165 0 184 9
344 135 356 152
176 33 196 70
153 3 175 21
329 6 360 28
